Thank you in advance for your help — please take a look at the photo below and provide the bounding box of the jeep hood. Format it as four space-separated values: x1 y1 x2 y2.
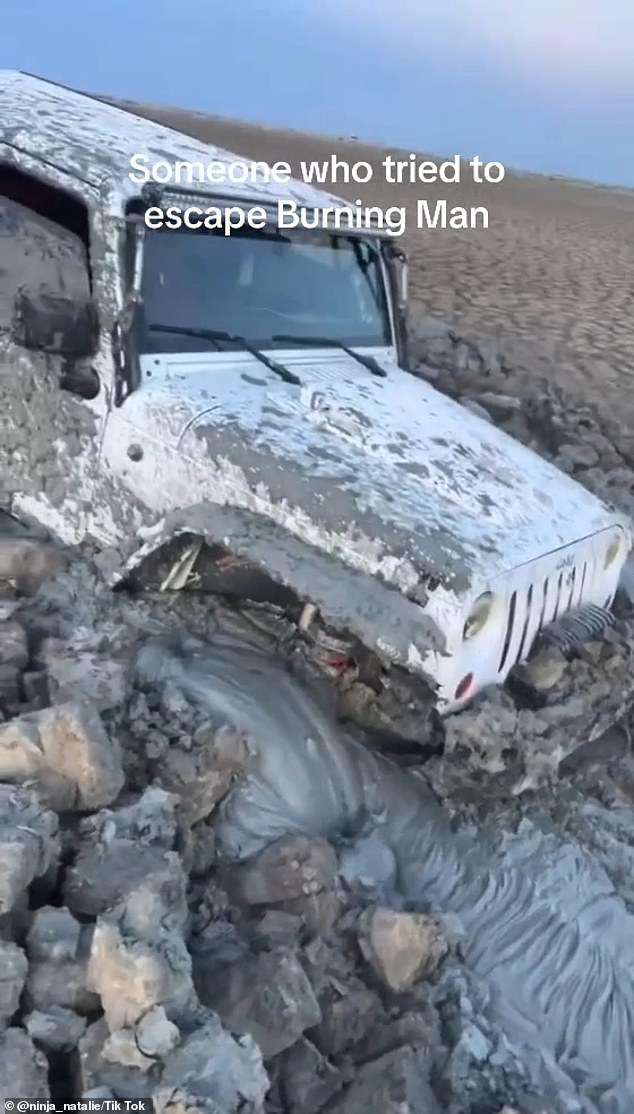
123 349 627 596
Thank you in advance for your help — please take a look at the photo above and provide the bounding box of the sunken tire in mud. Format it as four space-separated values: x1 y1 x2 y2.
121 532 443 756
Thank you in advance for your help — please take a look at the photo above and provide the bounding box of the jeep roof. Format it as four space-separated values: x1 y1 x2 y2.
0 70 355 217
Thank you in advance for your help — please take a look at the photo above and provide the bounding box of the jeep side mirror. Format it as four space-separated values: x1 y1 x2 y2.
11 286 100 360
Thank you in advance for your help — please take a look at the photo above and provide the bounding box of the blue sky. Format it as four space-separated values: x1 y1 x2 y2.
3 0 633 185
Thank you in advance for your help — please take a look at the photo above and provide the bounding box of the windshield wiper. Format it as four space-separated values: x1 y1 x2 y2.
272 334 387 378
149 325 301 385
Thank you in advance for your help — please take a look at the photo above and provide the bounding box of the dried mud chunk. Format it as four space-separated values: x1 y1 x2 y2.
225 834 341 937
154 723 250 825
0 939 28 1025
0 700 124 811
159 1017 269 1114
27 904 82 962
135 1005 180 1060
80 786 180 849
193 946 321 1058
279 1037 343 1114
38 635 129 713
25 1004 87 1053
25 956 100 1016
63 840 188 934
87 915 196 1031
74 1017 155 1100
0 786 60 914
0 620 28 669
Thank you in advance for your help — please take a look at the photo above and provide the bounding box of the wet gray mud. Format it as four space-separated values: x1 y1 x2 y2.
137 633 634 1114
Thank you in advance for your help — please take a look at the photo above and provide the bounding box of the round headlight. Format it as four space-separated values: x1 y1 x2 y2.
605 534 623 570
463 591 494 641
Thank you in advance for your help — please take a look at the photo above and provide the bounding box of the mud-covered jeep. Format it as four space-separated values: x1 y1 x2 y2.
1 71 631 730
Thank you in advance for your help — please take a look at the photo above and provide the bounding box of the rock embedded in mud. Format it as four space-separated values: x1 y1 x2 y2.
194 945 322 1057
38 635 129 713
0 939 28 1025
357 907 449 993
328 1045 441 1113
24 1004 87 1052
225 833 341 937
0 700 125 810
0 786 60 914
153 722 251 826
0 1026 51 1100
87 914 196 1030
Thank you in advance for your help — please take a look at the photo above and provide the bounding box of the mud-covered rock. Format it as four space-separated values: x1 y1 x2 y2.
0 939 28 1025
80 786 180 849
135 1005 180 1059
63 840 188 934
358 907 449 993
37 634 129 713
0 663 22 713
158 1017 269 1113
27 904 82 962
0 700 124 810
25 910 99 1016
87 914 196 1030
278 1037 343 1113
0 786 60 914
193 945 321 1057
25 1004 87 1052
0 1026 50 1100
328 1045 441 1113
25 957 100 1016
304 939 385 1057
74 1017 155 1099
225 834 341 937
0 621 28 669
151 722 251 826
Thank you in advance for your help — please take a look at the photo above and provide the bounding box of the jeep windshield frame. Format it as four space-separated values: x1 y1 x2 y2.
127 195 395 357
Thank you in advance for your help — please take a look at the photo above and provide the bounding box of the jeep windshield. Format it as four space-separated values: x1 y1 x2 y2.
137 225 392 355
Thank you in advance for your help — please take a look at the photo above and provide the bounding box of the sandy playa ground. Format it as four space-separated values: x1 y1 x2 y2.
119 99 634 423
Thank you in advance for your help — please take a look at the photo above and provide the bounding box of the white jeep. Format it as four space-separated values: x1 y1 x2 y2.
1 71 631 734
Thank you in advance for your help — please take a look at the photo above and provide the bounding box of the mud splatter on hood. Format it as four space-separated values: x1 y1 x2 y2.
130 348 627 589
